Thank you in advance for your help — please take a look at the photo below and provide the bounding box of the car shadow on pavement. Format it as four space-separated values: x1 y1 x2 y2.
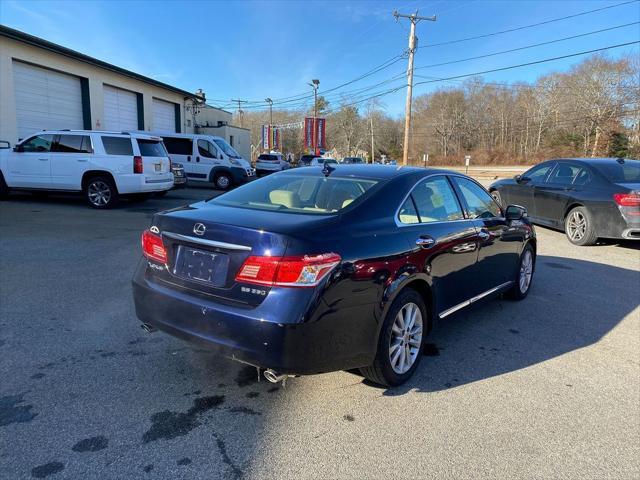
375 254 640 396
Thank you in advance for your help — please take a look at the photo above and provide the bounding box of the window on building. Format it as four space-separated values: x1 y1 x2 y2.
229 135 234 147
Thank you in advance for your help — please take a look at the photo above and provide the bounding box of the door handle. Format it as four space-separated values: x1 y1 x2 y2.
564 186 576 191
416 236 436 248
38 158 48 161
77 159 88 162
478 230 490 240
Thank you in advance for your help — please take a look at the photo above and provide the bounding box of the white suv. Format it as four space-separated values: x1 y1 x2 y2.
0 130 173 208
255 152 291 176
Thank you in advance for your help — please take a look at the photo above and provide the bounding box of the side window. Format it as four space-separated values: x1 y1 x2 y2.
102 136 133 155
163 137 192 155
21 134 54 152
398 197 420 224
53 135 92 153
548 163 581 185
573 168 592 186
410 176 464 223
524 163 553 182
454 177 502 219
198 140 217 158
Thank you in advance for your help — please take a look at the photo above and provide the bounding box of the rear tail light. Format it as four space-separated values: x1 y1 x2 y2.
236 253 341 287
141 230 167 263
613 193 640 207
134 155 143 174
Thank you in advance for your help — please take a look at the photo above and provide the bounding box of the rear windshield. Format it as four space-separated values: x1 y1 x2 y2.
593 160 640 183
258 154 278 161
137 139 167 157
211 174 379 214
102 136 133 156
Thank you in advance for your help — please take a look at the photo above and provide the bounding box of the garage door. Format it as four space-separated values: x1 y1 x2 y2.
152 98 176 133
103 85 138 131
13 61 84 140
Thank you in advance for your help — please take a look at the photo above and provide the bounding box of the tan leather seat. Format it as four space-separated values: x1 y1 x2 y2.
269 190 301 208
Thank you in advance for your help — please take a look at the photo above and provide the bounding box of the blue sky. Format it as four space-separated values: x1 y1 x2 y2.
1 0 638 116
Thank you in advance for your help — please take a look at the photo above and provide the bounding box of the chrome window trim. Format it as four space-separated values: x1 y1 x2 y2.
438 281 513 319
162 231 252 251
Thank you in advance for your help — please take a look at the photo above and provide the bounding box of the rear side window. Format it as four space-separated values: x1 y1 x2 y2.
21 134 54 152
548 163 580 185
454 177 502 219
102 136 133 155
398 198 420 224
137 140 166 157
408 176 464 223
212 174 379 214
162 137 193 155
53 135 92 153
573 168 592 186
524 163 553 182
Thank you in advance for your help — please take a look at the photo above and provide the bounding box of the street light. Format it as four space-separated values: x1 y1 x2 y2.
265 97 273 126
308 79 320 153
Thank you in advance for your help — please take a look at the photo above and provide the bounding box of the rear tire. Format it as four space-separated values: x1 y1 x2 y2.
564 206 598 246
0 173 10 199
214 173 232 190
85 176 119 209
360 289 426 387
506 243 535 300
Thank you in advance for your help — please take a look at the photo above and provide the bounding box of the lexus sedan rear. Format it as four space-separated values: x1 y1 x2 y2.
132 165 536 386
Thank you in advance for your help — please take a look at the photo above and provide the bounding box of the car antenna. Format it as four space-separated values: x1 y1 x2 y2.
322 164 335 177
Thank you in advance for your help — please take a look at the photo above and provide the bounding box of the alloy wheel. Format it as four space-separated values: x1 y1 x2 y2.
519 249 533 294
389 302 423 374
217 175 230 189
87 181 111 206
567 211 586 242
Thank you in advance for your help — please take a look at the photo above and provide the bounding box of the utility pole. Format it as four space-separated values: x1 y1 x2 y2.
394 10 436 166
308 79 320 153
231 98 248 127
370 116 375 163
265 98 273 126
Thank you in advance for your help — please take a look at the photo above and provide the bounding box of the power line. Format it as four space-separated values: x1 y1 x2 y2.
413 22 640 71
417 0 639 49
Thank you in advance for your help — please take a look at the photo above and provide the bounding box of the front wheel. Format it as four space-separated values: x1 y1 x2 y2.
506 243 535 300
85 177 119 209
565 206 598 246
360 289 426 387
214 173 232 190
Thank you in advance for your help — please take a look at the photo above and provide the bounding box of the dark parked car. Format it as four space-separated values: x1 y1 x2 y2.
341 156 365 164
133 165 536 386
297 154 320 167
489 158 640 245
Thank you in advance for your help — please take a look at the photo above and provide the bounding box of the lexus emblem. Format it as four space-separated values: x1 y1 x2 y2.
193 223 206 236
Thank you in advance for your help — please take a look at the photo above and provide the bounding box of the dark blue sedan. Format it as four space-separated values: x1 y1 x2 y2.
133 165 536 386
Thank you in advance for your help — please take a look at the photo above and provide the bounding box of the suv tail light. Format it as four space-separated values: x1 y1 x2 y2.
236 253 341 287
134 155 143 174
613 193 640 207
141 230 167 263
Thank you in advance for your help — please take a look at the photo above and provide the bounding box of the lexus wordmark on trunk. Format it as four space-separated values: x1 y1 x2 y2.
132 165 536 386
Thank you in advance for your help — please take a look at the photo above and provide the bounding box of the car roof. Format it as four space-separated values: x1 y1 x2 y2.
290 164 456 180
27 130 162 140
545 157 639 165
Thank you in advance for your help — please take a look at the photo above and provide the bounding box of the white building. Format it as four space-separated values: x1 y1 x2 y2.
0 25 249 159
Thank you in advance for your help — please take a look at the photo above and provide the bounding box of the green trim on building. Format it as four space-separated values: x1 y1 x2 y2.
136 93 144 130
174 104 181 133
79 77 91 130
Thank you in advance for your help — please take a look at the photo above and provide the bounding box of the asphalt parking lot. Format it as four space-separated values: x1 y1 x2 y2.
1 187 639 479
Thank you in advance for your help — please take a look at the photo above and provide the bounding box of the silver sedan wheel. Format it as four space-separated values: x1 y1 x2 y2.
519 249 533 294
87 180 111 206
389 302 423 374
567 211 586 242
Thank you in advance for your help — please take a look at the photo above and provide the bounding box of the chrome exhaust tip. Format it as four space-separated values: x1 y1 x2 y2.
264 369 286 383
141 323 157 334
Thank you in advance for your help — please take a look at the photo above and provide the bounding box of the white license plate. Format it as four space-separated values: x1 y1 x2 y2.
155 163 162 172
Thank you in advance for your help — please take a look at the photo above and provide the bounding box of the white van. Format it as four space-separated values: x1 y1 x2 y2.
158 133 254 190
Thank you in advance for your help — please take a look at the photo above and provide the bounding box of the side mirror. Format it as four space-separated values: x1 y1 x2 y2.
13 144 24 152
515 174 531 184
505 204 527 221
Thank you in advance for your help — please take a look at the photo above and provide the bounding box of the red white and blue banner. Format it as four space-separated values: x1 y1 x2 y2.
303 117 327 153
262 125 281 150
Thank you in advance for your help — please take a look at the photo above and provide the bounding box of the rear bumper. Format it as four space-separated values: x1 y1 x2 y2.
621 228 640 240
132 261 375 374
117 173 174 194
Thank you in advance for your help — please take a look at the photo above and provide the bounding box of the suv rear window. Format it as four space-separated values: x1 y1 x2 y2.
102 136 133 155
137 139 166 157
593 160 640 183
212 174 379 214
258 154 278 161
